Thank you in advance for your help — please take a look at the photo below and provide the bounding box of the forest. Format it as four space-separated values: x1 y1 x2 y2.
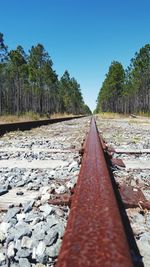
0 33 91 116
96 44 150 114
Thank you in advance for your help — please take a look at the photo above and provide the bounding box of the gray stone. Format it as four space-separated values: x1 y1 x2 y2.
40 192 50 203
68 161 78 172
132 213 145 224
49 170 56 177
46 215 59 227
9 218 17 226
16 213 25 222
36 241 46 258
39 204 53 216
10 264 19 267
25 211 40 222
9 222 31 240
7 241 15 258
0 231 5 242
16 248 31 258
4 207 20 222
0 188 8 196
51 222 65 238
0 251 6 264
46 239 61 257
0 222 10 234
66 181 74 189
21 236 33 249
16 181 25 187
35 264 46 267
139 232 150 243
19 258 31 267
137 237 150 266
54 208 64 217
32 221 44 232
32 229 45 242
14 239 21 250
23 200 34 213
146 213 150 228
44 229 58 246
32 246 36 259
30 217 42 226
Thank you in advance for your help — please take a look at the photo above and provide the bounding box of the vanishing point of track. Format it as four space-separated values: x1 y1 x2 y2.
0 115 150 266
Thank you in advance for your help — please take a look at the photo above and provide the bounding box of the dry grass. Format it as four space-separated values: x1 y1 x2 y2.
0 113 40 124
50 113 75 119
95 112 128 119
0 112 79 124
128 119 150 125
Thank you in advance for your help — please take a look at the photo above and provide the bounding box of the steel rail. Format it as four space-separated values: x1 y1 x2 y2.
0 115 85 136
56 117 133 267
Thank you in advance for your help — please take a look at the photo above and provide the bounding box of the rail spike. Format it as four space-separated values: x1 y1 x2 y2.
56 117 133 267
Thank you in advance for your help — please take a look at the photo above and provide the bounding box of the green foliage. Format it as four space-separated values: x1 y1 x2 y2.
59 70 91 114
83 104 92 114
96 61 125 112
0 32 7 63
0 33 90 116
96 45 150 114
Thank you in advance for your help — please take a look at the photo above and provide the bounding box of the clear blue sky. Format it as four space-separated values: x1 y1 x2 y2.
1 0 150 111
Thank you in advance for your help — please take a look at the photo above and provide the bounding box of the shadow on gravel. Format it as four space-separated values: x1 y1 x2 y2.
105 152 145 267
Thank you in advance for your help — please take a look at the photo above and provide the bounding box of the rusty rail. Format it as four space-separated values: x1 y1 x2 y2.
0 115 86 136
56 117 133 267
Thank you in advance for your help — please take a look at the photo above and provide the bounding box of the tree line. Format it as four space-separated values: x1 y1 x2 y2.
96 44 150 114
0 33 91 116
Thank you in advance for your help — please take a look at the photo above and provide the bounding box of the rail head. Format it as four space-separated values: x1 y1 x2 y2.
56 117 133 267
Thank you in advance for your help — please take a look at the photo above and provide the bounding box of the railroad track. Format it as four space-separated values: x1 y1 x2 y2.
0 117 90 266
0 116 150 266
0 115 85 136
56 117 150 267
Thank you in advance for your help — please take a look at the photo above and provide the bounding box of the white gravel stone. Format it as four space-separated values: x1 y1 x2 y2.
41 192 50 203
16 213 25 221
0 231 5 242
39 186 50 195
36 241 46 257
32 246 36 259
0 251 6 263
55 185 66 194
19 258 31 267
46 239 61 257
7 241 15 258
39 204 53 216
0 222 10 234
21 236 33 249
49 170 56 176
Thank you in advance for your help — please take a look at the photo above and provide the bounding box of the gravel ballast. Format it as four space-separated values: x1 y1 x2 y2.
0 117 90 267
0 115 150 266
96 115 150 267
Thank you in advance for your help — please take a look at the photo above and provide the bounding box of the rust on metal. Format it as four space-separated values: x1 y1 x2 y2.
56 118 133 267
107 146 116 153
99 136 107 150
48 194 71 206
111 158 126 167
119 184 150 210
